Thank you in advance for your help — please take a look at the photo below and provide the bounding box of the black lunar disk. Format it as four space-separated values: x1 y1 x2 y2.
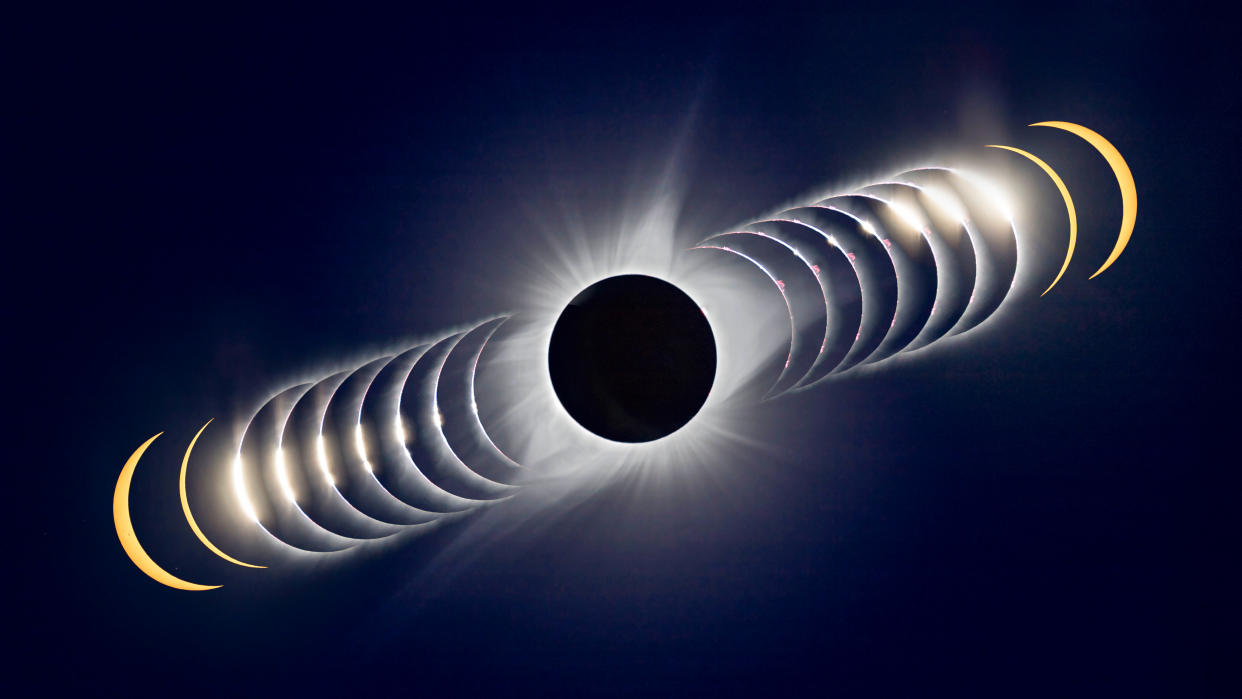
548 274 716 442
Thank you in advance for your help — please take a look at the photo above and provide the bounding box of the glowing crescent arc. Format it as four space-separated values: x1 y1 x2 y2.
179 419 265 568
986 145 1077 295
1031 121 1136 279
114 433 221 591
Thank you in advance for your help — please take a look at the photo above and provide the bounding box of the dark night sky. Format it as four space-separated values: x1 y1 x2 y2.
9 4 1238 696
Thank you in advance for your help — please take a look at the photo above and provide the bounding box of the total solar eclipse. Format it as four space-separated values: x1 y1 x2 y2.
109 118 1140 590
548 275 717 442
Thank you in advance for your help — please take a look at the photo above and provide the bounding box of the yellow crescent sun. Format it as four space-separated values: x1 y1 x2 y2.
114 433 221 591
180 419 265 568
986 144 1077 295
1032 121 1136 279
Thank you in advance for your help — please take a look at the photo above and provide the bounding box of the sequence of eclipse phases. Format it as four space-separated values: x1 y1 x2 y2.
115 120 1136 591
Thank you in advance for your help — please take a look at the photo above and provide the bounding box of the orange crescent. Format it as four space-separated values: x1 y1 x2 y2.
1031 121 1136 279
986 145 1077 295
114 433 220 591
179 419 264 568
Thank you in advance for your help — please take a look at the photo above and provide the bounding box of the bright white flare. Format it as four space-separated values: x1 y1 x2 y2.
967 175 1015 223
889 200 925 232
275 447 295 503
354 423 372 473
232 454 259 523
922 186 967 224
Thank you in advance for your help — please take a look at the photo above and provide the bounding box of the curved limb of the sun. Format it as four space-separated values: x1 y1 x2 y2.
770 204 893 380
698 229 829 397
858 179 976 354
942 170 1021 335
986 145 1077 295
321 355 448 523
434 318 527 483
888 167 992 340
116 433 221 591
690 241 800 399
892 166 1019 335
806 194 911 370
230 385 317 553
302 369 411 533
237 382 357 553
847 184 945 363
739 214 866 385
265 381 393 550
431 330 524 489
397 331 519 498
353 350 484 515
1031 121 1134 280
718 222 844 390
465 317 525 471
179 419 265 568
748 217 865 384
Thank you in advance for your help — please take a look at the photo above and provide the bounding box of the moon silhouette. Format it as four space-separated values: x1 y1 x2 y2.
987 144 1078 295
114 433 220 591
1032 121 1136 279
179 420 264 569
109 118 1140 592
548 275 717 442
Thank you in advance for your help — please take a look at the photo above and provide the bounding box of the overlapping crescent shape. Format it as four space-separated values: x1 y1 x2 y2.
986 144 1078 295
1032 121 1136 279
114 433 221 591
111 119 1140 592
180 420 264 568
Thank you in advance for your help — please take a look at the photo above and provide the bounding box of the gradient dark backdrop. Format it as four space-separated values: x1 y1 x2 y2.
10 5 1236 696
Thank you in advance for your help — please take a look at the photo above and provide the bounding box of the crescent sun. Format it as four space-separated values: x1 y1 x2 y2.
986 144 1078 295
179 419 264 569
114 433 221 591
1032 121 1136 279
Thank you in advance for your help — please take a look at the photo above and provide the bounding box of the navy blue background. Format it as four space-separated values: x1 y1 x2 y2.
10 4 1236 696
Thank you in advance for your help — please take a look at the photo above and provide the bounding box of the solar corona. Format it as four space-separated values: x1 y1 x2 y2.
113 121 1136 590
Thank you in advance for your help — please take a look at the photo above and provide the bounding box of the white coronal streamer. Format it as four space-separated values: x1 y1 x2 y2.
308 370 404 533
200 155 1048 564
882 166 1018 338
749 216 864 382
690 241 801 395
693 206 873 393
919 183 969 224
231 390 297 543
472 185 787 497
215 319 523 557
373 343 494 511
348 350 476 515
468 322 524 471
433 328 528 486
697 198 893 391
691 165 1031 396
231 383 362 553
951 169 1032 301
820 191 936 365
271 385 377 548
426 332 518 495
698 228 835 393
857 181 968 352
